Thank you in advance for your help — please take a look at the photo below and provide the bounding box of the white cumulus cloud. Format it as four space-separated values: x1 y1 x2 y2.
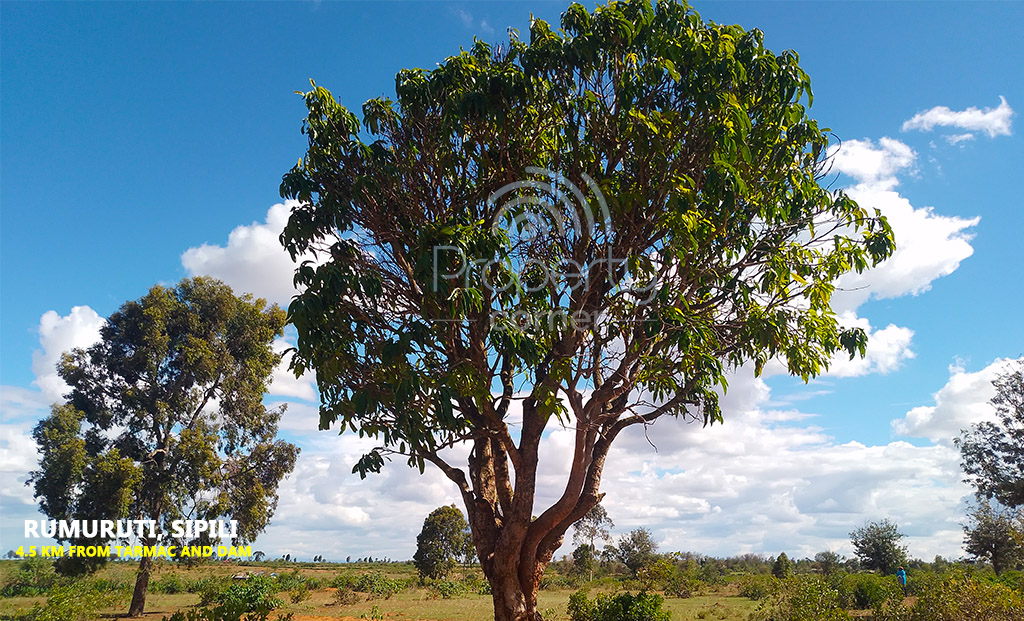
892 357 1022 444
823 138 979 311
181 201 306 306
902 96 1014 138
30 306 105 403
828 137 916 190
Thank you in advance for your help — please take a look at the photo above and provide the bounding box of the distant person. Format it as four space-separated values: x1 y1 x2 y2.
896 566 907 596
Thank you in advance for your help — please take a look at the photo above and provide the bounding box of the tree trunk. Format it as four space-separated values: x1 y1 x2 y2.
489 565 541 621
127 552 153 616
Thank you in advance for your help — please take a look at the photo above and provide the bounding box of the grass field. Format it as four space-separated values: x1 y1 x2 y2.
0 559 760 621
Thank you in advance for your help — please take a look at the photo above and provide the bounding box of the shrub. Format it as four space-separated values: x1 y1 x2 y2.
87 577 130 593
1 557 58 597
539 573 580 590
211 575 283 613
161 602 295 621
329 573 357 589
567 589 670 621
429 580 467 599
275 570 305 591
740 575 774 601
287 586 309 604
197 577 234 606
333 587 361 605
24 582 123 621
772 553 793 580
152 572 189 594
837 573 900 609
353 571 404 599
872 574 1024 621
751 576 850 621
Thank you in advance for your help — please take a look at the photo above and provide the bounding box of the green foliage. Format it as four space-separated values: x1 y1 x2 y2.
210 575 283 613
567 589 670 621
1 557 58 597
618 528 659 575
333 587 361 605
161 601 294 621
836 573 901 609
571 544 597 578
23 582 124 621
353 571 405 599
815 551 844 575
413 505 473 580
280 0 895 480
962 500 1024 575
772 553 793 579
740 575 774 600
279 0 895 617
957 361 1024 508
198 577 234 606
751 576 850 621
360 606 385 621
573 504 615 549
27 277 298 615
850 519 908 575
151 572 189 594
287 586 309 604
871 574 1024 621
428 579 467 599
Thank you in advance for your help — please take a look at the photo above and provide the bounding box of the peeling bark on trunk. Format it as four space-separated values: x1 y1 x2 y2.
490 569 536 621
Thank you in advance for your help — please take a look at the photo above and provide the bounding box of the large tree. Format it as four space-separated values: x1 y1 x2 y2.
957 360 1024 508
29 277 299 617
278 1 894 618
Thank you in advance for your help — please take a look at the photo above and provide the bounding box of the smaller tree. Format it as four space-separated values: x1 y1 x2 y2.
29 277 298 617
963 500 1024 576
570 544 596 579
772 552 793 579
572 504 615 550
617 528 658 575
814 551 843 575
957 361 1024 508
850 519 908 575
413 505 472 580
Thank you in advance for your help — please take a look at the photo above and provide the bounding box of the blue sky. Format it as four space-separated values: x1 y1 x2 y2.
2 1 1022 561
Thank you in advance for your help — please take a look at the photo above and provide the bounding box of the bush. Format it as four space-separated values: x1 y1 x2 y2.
872 574 1024 621
353 571 405 599
197 577 234 606
152 572 189 594
287 586 309 604
329 573 357 589
333 587 361 605
837 573 901 609
539 573 580 590
740 575 774 601
24 582 124 621
567 589 670 621
429 579 467 599
161 602 294 621
275 570 305 591
1 557 59 597
751 576 850 621
211 575 283 613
